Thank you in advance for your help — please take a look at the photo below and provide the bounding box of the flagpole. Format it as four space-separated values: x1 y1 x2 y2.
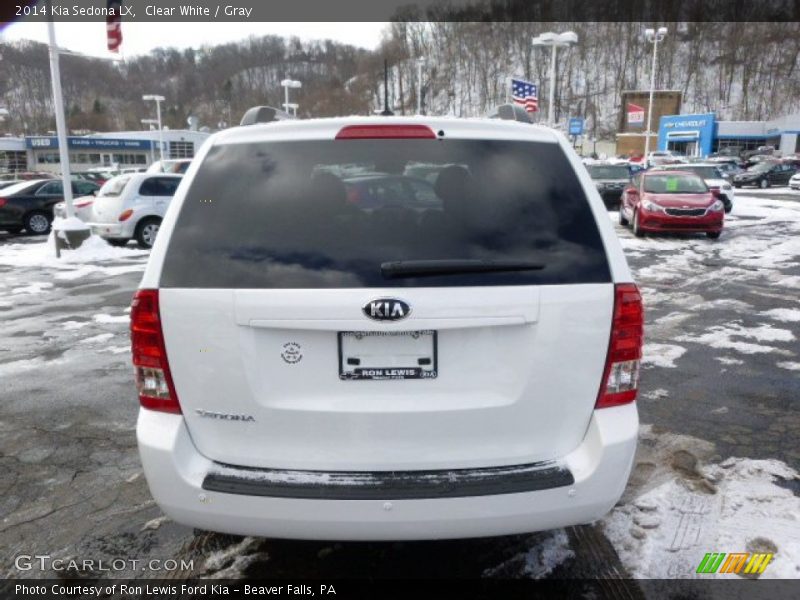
46 10 74 220
505 77 510 104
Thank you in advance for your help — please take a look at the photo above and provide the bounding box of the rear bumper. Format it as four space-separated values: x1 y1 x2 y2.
137 403 638 540
639 210 723 233
89 222 130 239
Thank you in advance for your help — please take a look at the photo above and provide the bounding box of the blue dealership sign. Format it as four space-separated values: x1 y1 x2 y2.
657 113 716 157
568 117 584 136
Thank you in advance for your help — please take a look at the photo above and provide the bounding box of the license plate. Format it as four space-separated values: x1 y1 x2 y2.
338 330 438 380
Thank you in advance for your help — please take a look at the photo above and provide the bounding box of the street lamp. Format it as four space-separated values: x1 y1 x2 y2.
141 118 159 164
416 57 425 115
280 78 302 116
532 31 578 126
142 94 166 161
643 27 668 163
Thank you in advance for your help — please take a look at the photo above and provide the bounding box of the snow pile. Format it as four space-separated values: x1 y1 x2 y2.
52 216 90 231
0 235 147 280
604 457 800 579
52 216 90 240
642 343 687 368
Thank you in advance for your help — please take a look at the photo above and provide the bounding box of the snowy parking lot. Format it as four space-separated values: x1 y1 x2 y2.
0 191 798 585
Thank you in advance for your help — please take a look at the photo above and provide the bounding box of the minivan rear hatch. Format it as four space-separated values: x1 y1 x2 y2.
156 132 615 471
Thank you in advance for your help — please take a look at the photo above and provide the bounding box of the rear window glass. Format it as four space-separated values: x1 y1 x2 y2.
139 177 180 196
587 165 630 179
98 175 131 197
160 139 611 288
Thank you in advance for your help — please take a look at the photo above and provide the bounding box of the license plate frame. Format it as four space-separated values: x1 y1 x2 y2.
338 330 438 381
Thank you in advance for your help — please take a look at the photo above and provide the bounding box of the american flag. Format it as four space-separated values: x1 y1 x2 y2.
106 0 123 53
511 78 539 113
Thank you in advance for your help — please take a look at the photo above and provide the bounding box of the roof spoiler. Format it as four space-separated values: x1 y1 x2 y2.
487 104 533 124
240 106 294 126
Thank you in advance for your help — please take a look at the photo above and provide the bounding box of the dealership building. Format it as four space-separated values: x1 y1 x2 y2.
657 112 800 157
0 128 210 174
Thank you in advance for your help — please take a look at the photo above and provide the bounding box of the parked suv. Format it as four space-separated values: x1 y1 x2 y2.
586 163 632 209
89 173 182 248
134 117 642 540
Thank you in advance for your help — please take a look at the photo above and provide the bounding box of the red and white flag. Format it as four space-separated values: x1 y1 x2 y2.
106 0 123 53
627 103 645 126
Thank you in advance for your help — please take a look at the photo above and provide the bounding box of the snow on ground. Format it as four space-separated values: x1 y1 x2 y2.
642 388 669 401
776 361 800 371
675 322 795 355
79 333 116 345
642 343 687 368
0 234 147 281
760 308 800 323
482 529 574 579
604 426 800 579
93 313 130 324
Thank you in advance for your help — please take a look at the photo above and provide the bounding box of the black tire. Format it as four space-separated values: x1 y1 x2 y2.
107 239 129 247
134 217 161 249
23 211 52 235
632 209 644 237
733 184 742 189
706 231 721 240
723 198 733 213
619 206 629 226
4 226 23 234
759 178 769 189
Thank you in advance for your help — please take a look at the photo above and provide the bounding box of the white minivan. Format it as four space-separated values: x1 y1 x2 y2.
89 173 182 248
133 116 643 540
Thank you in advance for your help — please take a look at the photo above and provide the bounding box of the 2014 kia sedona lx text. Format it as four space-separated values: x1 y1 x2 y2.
133 115 643 540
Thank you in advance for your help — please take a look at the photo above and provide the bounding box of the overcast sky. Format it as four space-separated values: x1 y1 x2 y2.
1 22 387 57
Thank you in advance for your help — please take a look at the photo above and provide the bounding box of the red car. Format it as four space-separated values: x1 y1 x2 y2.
619 170 725 239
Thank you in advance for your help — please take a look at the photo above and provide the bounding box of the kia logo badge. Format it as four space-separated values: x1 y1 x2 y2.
363 298 411 322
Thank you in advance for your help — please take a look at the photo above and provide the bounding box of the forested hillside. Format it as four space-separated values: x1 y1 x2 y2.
1 21 799 139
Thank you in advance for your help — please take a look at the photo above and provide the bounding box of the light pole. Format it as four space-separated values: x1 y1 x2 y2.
143 94 165 161
643 27 668 163
141 118 159 165
416 57 425 115
281 78 302 116
532 31 578 126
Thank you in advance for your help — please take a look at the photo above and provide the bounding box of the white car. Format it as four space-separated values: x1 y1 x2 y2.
146 158 192 174
646 150 686 168
790 173 800 190
89 173 182 248
53 195 96 222
133 114 642 540
652 163 735 213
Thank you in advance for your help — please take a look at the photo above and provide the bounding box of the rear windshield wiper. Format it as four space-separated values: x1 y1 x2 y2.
380 259 545 279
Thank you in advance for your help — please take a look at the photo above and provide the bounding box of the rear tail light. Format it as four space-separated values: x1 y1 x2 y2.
596 283 644 408
0 198 6 208
335 124 436 140
119 209 134 222
131 289 181 414
75 200 93 208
